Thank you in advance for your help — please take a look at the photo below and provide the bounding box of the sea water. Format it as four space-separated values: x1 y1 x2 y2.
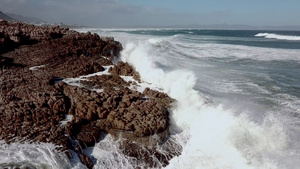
1 29 300 169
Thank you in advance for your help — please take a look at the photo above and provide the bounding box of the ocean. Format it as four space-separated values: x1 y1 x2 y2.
1 29 300 169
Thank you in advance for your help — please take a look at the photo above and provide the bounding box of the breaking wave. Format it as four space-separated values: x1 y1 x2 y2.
1 28 300 169
255 33 300 41
121 40 299 169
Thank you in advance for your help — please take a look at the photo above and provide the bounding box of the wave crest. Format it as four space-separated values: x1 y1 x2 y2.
255 33 300 41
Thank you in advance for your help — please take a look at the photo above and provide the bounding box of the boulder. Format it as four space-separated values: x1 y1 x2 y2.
77 124 102 148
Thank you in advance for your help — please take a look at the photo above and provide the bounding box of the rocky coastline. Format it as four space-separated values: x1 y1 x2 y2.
0 20 178 168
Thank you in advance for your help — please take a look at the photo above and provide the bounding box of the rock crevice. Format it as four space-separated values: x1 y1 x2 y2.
0 21 176 168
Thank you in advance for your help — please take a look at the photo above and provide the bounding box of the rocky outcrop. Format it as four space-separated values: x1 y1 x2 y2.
62 76 172 142
0 20 67 54
108 61 141 81
0 21 176 168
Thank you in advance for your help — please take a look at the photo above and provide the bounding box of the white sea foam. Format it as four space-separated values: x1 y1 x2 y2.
63 63 163 95
29 65 45 70
121 75 163 93
60 115 74 126
147 35 300 61
0 141 86 169
78 29 300 169
88 135 141 169
63 65 112 89
3 28 299 168
120 39 300 169
255 33 300 41
275 94 300 115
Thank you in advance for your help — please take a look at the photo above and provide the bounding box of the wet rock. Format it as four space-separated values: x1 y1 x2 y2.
0 20 177 168
101 99 169 137
77 124 102 148
143 87 175 109
0 21 122 69
109 61 140 81
79 153 94 169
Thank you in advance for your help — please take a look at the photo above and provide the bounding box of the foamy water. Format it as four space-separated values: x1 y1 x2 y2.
0 141 86 169
255 33 300 41
1 28 300 168
120 37 300 169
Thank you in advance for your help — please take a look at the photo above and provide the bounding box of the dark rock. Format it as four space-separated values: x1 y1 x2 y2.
79 153 94 169
0 21 177 169
77 124 102 148
109 61 141 81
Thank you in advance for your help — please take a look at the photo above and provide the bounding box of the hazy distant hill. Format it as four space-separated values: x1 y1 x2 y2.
0 11 15 21
6 13 44 23
0 11 44 23
171 23 300 31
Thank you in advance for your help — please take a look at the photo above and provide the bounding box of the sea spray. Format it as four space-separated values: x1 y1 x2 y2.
89 134 183 168
88 135 139 169
121 41 250 168
2 27 298 169
68 29 300 168
0 141 86 169
120 39 295 169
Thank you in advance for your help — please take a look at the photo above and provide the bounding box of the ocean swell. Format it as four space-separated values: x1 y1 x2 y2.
2 26 300 168
255 33 300 41
120 39 299 169
73 28 300 168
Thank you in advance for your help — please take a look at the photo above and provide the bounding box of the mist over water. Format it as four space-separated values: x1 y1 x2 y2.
1 28 299 168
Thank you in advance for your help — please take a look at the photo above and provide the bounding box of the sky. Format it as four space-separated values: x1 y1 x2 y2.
1 0 300 27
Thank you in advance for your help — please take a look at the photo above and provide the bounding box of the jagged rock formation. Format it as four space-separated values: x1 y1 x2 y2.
0 21 176 168
108 61 141 81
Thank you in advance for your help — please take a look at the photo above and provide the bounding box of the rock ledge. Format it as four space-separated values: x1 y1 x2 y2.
0 21 176 168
